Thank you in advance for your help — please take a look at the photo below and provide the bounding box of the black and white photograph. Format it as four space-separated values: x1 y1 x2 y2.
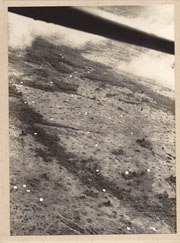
8 5 176 235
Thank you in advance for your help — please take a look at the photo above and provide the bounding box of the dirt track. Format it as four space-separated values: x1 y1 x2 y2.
9 37 176 235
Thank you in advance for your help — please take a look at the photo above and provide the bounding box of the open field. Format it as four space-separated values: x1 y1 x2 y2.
9 36 176 235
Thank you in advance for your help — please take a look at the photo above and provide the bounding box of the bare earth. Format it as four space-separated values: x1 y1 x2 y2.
9 37 176 235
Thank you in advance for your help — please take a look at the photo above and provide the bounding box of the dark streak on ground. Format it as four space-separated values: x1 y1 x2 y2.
9 86 176 230
9 37 176 235
10 37 175 115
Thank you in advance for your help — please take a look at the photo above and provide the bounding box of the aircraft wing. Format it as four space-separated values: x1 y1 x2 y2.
8 7 174 55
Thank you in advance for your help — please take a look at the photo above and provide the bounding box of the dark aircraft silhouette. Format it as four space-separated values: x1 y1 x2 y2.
8 7 174 55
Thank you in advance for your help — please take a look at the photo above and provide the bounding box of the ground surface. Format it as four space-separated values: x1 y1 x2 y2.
9 36 176 235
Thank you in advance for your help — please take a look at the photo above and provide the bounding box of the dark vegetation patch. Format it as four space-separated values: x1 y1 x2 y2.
9 85 22 98
136 138 153 151
118 97 140 105
84 190 99 198
9 65 78 95
132 196 176 225
9 95 79 133
167 175 176 190
103 200 112 207
167 153 176 160
167 175 176 184
117 107 124 112
40 173 49 180
106 93 117 98
25 41 75 73
111 148 125 156
10 100 44 125
32 68 50 78
141 97 151 103
26 178 40 190
34 148 52 162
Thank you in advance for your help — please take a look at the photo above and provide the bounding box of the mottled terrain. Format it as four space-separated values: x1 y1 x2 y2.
9 37 176 235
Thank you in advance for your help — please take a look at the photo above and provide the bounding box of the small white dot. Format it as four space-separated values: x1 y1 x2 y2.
23 184 26 188
17 91 20 93
13 186 18 190
102 189 106 192
127 227 131 230
125 171 129 175
32 101 35 104
84 112 88 115
20 81 23 84
147 168 151 172
87 131 90 134
50 81 53 84
26 189 31 192
24 101 27 104
87 71 90 73
96 169 99 172
95 144 98 147
50 118 53 121
151 227 156 231
39 198 44 202
131 132 133 135
120 114 123 117
34 132 37 136
70 75 72 78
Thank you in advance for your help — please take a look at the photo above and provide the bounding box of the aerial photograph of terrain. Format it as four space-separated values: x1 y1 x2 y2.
8 5 176 235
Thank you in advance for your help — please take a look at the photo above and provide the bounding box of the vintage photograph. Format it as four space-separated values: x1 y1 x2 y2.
8 5 176 235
